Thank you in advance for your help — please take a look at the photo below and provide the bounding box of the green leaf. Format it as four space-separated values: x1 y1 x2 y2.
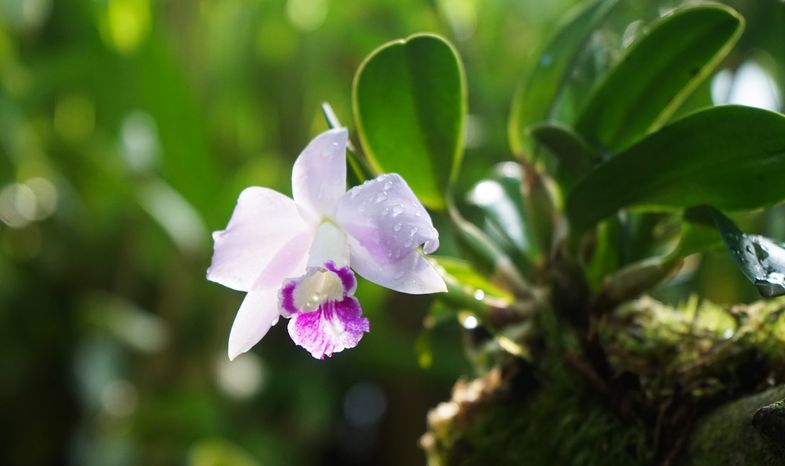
667 207 724 260
567 106 785 232
431 256 515 306
447 202 530 295
712 209 785 297
599 256 682 304
353 33 466 209
575 4 744 152
508 0 618 155
528 123 595 191
466 163 539 269
428 256 515 324
521 163 559 260
584 218 622 290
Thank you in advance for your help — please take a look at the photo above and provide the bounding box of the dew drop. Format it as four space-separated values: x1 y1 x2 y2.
375 192 388 203
393 223 402 232
392 205 403 217
384 181 393 190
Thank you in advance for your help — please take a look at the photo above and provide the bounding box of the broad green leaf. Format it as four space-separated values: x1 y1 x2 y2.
713 209 785 297
567 106 785 232
508 0 618 156
528 123 595 191
353 33 466 209
575 4 744 152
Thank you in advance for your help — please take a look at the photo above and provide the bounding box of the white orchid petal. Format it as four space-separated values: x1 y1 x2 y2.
292 128 348 218
252 230 314 290
307 222 350 268
349 242 447 294
335 173 446 294
207 187 308 292
228 290 280 360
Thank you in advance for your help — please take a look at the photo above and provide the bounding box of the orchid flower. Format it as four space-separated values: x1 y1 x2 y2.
207 128 447 360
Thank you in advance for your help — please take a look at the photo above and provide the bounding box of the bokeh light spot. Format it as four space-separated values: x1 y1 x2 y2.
215 352 266 400
121 110 159 173
343 382 386 428
711 60 781 111
286 0 328 31
100 379 138 418
102 0 151 53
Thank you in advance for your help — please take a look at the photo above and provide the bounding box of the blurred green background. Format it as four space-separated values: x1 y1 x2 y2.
0 0 784 465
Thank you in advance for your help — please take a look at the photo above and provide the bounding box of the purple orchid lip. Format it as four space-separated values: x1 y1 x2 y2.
324 261 357 294
288 296 370 359
279 261 354 316
278 261 370 358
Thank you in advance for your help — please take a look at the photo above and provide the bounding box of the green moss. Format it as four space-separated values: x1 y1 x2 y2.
423 361 649 466
424 294 785 465
681 386 785 466
598 296 785 404
424 300 649 466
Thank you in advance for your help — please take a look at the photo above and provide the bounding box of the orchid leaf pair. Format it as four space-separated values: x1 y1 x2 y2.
207 129 446 360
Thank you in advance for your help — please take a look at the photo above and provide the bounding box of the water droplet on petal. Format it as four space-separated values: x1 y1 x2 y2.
393 223 402 232
384 181 392 190
392 205 403 217
375 192 388 203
